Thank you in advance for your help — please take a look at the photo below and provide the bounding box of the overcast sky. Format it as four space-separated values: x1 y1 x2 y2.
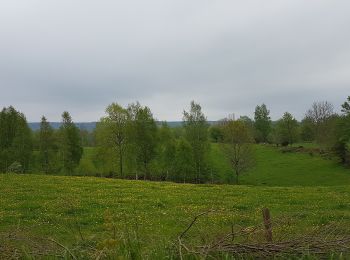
1 1 349 122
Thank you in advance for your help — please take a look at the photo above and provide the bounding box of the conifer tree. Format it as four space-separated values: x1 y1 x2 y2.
39 116 56 173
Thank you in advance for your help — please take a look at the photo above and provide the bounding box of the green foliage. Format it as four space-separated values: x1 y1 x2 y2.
333 97 350 165
3 97 350 184
183 101 210 183
274 112 299 145
127 102 158 180
156 122 176 180
38 116 58 174
57 111 83 174
76 156 98 176
254 104 271 143
221 120 255 184
300 117 315 142
341 96 350 115
93 102 211 182
209 125 223 143
238 115 255 133
7 161 23 173
74 140 350 186
305 101 335 146
79 129 95 147
174 137 194 182
318 115 339 149
0 106 32 172
95 114 122 177
223 120 253 144
96 103 129 177
171 126 185 139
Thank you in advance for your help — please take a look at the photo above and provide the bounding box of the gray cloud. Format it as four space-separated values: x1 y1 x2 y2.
1 0 349 121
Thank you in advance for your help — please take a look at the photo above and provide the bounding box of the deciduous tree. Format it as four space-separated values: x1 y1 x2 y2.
334 96 350 165
221 119 255 184
183 101 210 183
157 122 176 180
96 103 129 177
254 104 271 143
275 112 299 146
209 125 224 143
305 101 335 145
341 96 350 115
127 102 158 180
0 106 32 172
174 137 194 183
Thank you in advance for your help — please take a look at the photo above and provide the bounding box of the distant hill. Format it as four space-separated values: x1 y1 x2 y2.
159 121 218 128
28 122 97 132
28 121 218 131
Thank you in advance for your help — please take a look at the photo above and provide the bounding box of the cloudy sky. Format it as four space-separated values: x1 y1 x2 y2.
1 1 349 122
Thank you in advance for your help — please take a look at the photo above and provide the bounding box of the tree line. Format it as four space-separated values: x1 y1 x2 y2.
94 101 211 183
1 96 349 184
211 100 350 162
0 109 83 174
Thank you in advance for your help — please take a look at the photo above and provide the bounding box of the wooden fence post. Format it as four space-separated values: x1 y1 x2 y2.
262 208 273 242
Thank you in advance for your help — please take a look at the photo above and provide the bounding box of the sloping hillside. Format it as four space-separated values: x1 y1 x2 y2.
210 144 350 186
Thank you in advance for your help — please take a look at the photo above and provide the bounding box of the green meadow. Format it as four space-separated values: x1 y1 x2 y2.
1 144 350 258
210 144 350 186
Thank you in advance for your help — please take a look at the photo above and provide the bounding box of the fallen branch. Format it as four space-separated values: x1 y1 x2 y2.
177 210 350 258
179 210 213 240
48 238 77 260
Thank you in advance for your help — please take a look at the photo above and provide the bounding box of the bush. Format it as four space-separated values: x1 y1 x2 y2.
7 161 23 173
76 158 98 176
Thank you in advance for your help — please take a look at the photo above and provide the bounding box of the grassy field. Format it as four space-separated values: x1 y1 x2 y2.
210 144 350 186
1 145 350 258
1 174 350 258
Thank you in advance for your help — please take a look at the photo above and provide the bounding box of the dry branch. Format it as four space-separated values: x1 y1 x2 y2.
177 211 350 258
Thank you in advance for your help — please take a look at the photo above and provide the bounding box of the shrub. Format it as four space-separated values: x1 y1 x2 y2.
7 161 23 173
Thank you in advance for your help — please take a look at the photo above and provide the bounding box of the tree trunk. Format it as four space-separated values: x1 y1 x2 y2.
119 148 123 178
144 161 148 180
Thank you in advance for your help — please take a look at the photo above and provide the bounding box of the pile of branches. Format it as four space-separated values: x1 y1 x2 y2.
177 209 350 259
